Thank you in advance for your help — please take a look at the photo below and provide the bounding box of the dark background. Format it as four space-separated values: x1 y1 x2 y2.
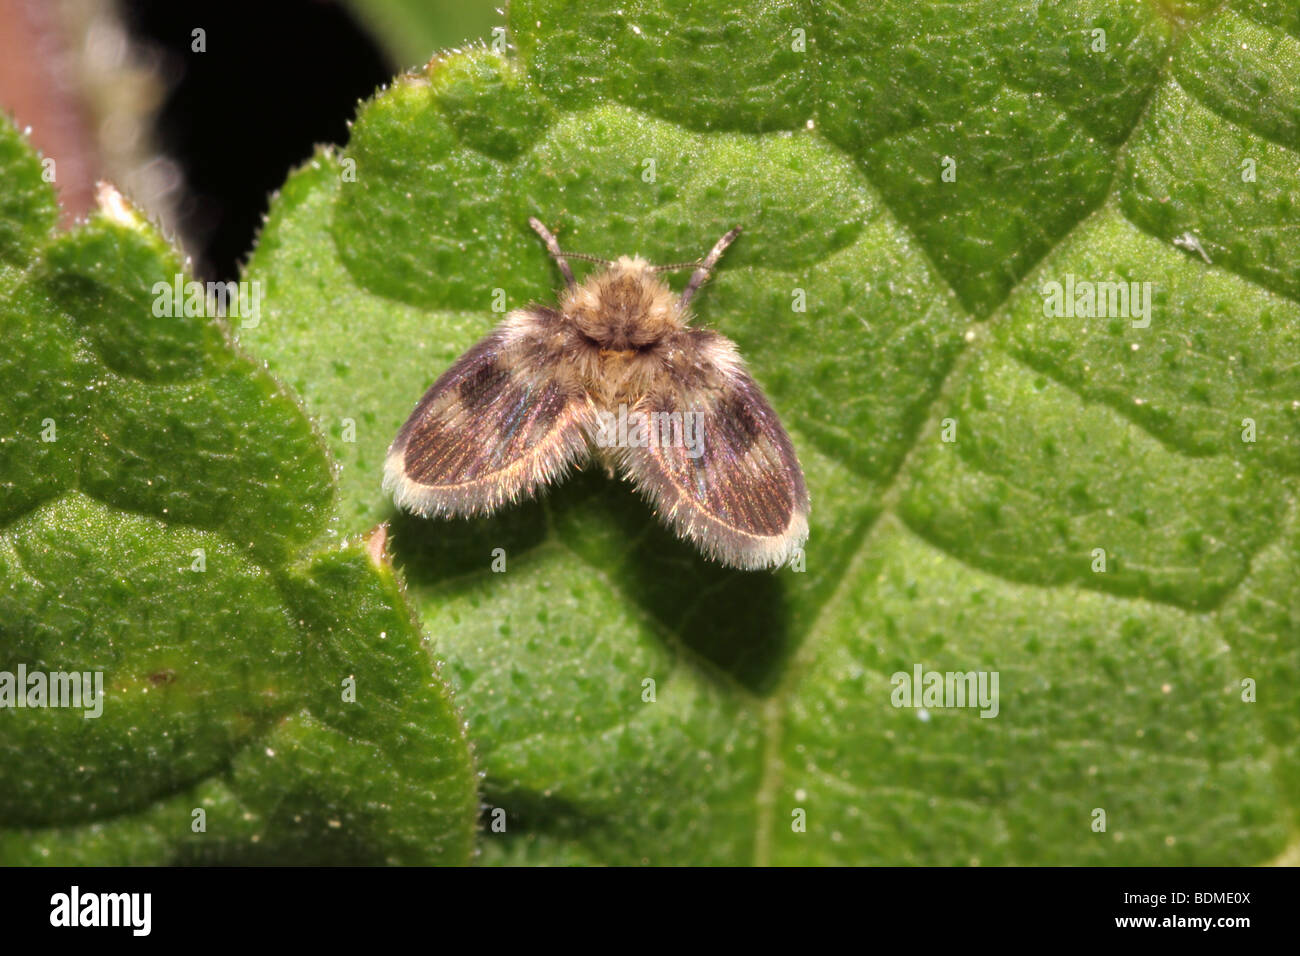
120 0 394 279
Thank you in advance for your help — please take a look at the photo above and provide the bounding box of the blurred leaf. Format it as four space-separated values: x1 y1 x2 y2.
346 0 502 67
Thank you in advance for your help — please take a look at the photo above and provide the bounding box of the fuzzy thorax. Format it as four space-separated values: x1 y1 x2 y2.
561 256 684 349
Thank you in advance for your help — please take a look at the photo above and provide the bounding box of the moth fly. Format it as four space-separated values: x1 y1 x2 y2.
383 218 810 569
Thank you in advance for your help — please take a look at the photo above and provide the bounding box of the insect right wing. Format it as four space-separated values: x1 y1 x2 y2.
610 330 810 570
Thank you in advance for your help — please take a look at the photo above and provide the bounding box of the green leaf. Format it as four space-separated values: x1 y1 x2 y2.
0 117 57 280
0 118 478 865
230 0 1300 864
242 0 1300 864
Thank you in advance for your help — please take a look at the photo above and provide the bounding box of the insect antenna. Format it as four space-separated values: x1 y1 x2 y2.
678 226 742 314
528 217 611 288
560 251 613 266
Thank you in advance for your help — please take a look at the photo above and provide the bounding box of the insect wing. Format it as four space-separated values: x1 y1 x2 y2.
615 366 809 569
384 309 593 517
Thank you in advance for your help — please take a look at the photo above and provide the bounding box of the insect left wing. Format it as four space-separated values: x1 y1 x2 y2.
615 343 810 570
384 308 594 517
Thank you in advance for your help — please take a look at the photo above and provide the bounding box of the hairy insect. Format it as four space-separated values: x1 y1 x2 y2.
383 218 810 570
